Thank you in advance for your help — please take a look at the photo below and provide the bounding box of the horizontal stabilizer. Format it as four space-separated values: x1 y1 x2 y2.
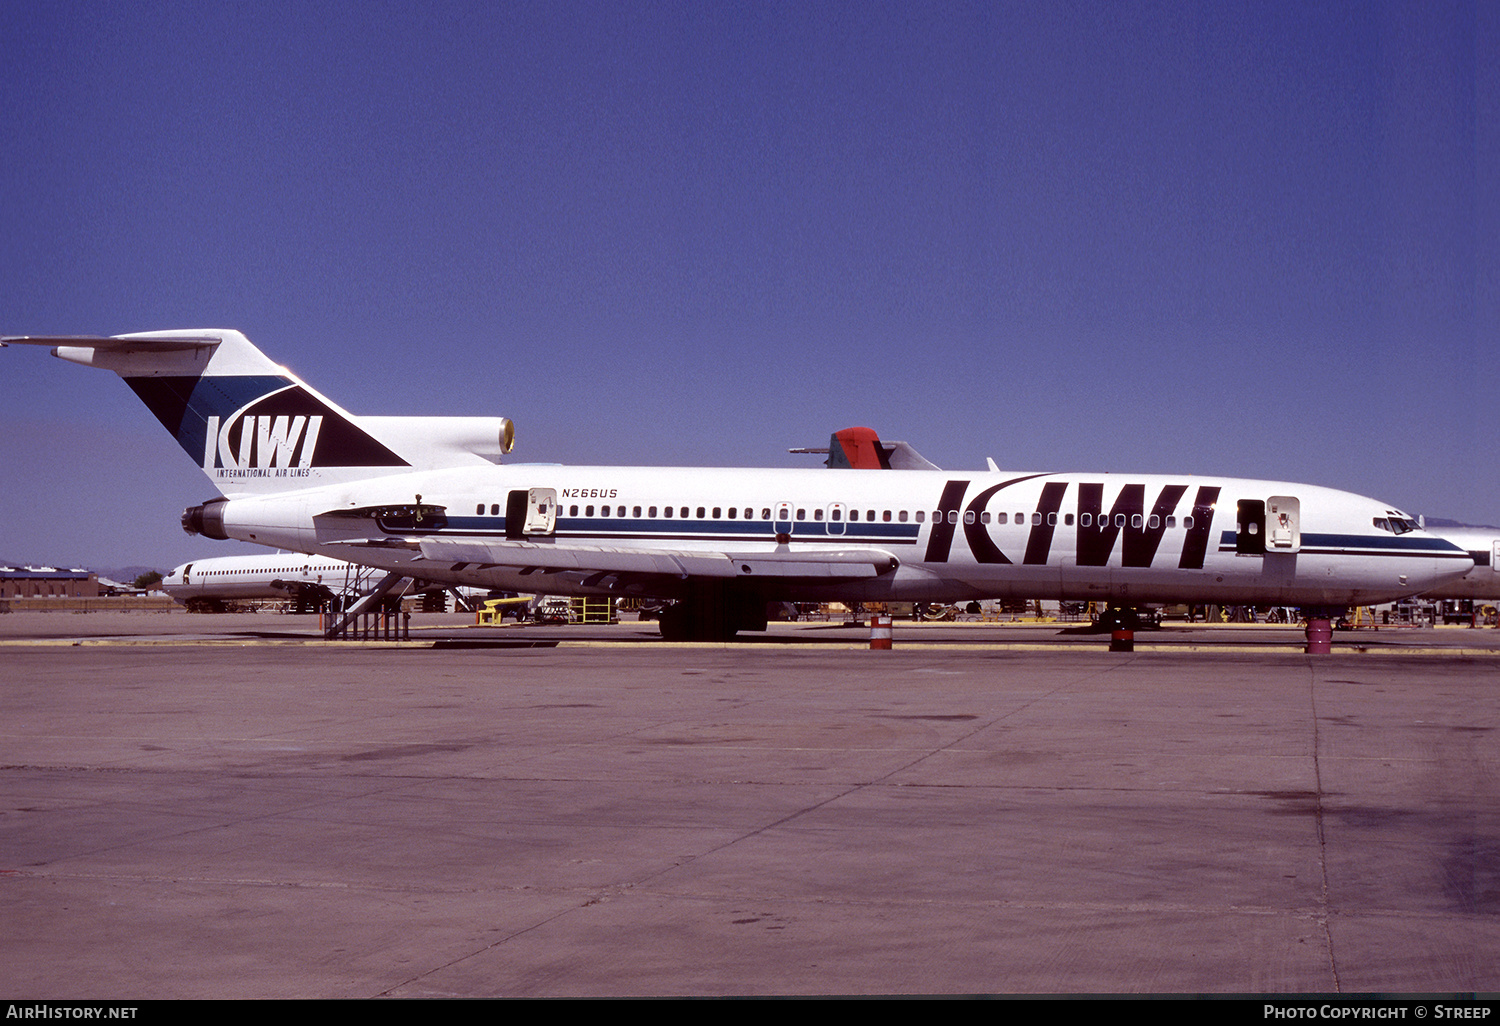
2 333 220 352
6 329 516 495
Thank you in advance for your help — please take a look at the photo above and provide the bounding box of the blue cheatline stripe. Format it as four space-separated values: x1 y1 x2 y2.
422 516 922 545
388 517 1470 561
1216 531 1471 557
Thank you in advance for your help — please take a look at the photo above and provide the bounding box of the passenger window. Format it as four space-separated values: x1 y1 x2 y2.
899 511 909 522
491 504 499 516
981 512 991 524
570 505 579 516
727 507 736 519
601 506 610 516
1183 515 1194 530
476 504 484 515
1148 515 1159 529
848 509 857 521
586 506 595 517
697 507 706 518
814 509 824 521
746 508 754 520
1131 514 1141 529
649 506 657 517
1114 514 1125 527
883 511 891 522
997 512 1008 525
680 507 689 518
964 510 975 525
796 509 806 520
633 506 641 517
916 511 925 523
1047 512 1056 527
712 507 721 518
1064 513 1074 526
664 507 673 518
832 508 841 521
1166 516 1176 528
1031 512 1041 526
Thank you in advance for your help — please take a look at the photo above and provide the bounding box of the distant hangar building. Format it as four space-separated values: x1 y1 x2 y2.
0 567 101 599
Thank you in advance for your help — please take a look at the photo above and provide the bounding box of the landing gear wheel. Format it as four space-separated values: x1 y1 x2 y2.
659 604 690 641
657 602 740 641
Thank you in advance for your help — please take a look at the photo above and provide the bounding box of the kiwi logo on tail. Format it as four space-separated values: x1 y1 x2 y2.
203 413 323 470
187 383 409 472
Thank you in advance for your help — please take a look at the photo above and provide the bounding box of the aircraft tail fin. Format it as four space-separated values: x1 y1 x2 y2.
826 426 889 469
3 330 513 495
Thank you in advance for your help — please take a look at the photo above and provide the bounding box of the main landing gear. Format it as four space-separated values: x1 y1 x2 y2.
1087 606 1160 632
656 586 768 641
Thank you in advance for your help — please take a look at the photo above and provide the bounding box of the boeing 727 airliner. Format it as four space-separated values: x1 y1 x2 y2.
4 330 1473 639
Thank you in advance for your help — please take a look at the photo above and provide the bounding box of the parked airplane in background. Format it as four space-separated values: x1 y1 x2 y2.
4 330 1474 639
162 552 442 612
1418 525 1500 600
790 426 940 470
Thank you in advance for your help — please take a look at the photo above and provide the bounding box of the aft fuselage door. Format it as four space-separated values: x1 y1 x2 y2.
1266 496 1301 553
1492 540 1500 574
524 488 558 536
506 488 557 538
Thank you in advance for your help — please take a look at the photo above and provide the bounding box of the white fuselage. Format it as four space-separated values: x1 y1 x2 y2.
204 464 1472 607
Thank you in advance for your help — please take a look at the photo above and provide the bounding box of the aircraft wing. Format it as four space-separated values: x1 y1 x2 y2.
311 501 900 592
410 538 900 581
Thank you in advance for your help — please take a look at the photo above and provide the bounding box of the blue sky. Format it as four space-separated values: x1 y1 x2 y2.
2 0 1493 569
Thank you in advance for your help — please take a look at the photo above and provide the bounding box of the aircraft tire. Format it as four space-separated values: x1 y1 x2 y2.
658 604 691 641
658 602 740 642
